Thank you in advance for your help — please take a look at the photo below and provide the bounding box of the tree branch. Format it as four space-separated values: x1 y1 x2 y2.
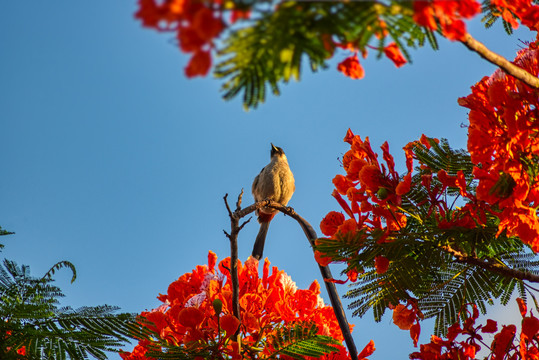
461 33 539 89
223 192 243 331
231 199 358 360
441 244 539 283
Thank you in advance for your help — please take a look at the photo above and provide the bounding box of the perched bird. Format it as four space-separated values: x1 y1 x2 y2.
251 144 295 260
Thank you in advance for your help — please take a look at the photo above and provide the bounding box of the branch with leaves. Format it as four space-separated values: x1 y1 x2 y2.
135 0 539 108
0 229 138 360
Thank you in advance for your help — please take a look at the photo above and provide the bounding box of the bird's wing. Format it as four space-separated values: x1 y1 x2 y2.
252 167 264 201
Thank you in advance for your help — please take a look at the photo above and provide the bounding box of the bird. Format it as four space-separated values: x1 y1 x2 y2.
251 143 295 260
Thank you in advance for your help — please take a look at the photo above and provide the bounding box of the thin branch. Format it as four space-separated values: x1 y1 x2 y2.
223 193 242 331
461 33 539 89
231 199 358 360
441 245 539 283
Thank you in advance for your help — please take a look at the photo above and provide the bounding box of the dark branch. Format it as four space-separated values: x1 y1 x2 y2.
223 193 242 336
441 245 539 283
230 199 358 360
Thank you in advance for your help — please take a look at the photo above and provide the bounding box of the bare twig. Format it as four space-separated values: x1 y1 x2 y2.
441 244 539 283
228 198 358 360
461 33 539 89
223 192 242 330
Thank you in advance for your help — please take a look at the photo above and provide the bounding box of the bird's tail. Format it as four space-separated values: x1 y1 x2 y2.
252 222 270 260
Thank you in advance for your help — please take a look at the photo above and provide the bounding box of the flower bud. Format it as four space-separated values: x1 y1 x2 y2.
377 187 389 200
212 298 223 315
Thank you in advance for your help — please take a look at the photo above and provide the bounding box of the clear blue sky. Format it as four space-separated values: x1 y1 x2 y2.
0 1 531 357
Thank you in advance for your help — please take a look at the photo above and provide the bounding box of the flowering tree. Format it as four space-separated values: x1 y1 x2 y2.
132 0 539 359
135 0 538 107
120 251 375 359
0 229 136 360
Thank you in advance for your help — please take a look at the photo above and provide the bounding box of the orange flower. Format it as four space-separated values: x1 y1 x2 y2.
123 251 356 359
185 50 212 78
220 314 240 337
337 54 365 79
396 173 412 195
192 7 224 42
410 323 421 347
492 325 517 359
178 307 204 329
412 0 480 41
374 255 389 274
517 297 527 317
482 319 498 333
357 339 376 359
358 165 383 192
333 174 355 195
320 211 345 237
337 218 358 236
522 316 539 340
314 250 332 267
346 268 359 282
177 27 205 52
393 304 416 330
384 43 407 68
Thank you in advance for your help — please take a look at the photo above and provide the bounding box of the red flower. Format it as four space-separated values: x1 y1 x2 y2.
192 7 224 42
522 316 539 340
320 211 345 237
374 255 389 274
333 174 355 195
517 297 527 317
412 0 480 41
122 252 360 359
358 165 383 193
220 314 240 337
337 54 365 79
492 325 517 359
410 323 421 347
314 249 332 267
396 173 412 195
178 307 204 328
185 50 212 78
482 319 498 333
384 43 407 68
358 340 376 360
393 304 416 330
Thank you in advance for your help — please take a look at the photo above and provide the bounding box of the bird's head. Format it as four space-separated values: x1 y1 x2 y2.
270 143 286 158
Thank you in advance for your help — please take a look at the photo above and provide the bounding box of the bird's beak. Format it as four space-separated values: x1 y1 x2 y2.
271 143 278 151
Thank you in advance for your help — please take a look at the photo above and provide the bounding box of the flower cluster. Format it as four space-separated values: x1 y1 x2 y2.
2 330 26 358
412 0 481 41
391 299 423 347
489 0 539 31
315 129 413 280
458 39 539 251
336 41 407 80
135 0 248 77
411 299 539 360
120 251 373 359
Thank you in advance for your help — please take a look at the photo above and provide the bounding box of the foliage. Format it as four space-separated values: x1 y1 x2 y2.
134 0 539 108
120 251 374 360
314 37 539 358
0 226 15 251
0 230 138 360
411 300 539 360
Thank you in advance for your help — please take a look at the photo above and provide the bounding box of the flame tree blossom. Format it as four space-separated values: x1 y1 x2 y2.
135 0 248 77
411 300 539 360
459 38 539 251
120 251 374 360
314 39 539 360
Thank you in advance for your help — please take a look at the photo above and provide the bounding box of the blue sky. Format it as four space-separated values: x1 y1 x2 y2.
0 1 532 357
